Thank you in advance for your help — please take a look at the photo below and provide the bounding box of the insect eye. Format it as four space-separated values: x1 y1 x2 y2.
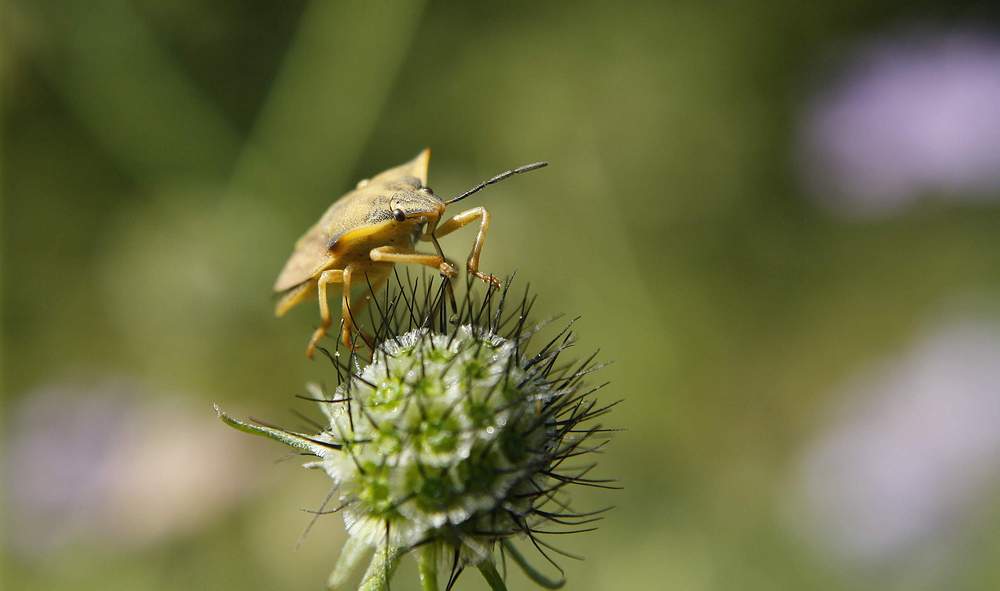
392 208 406 222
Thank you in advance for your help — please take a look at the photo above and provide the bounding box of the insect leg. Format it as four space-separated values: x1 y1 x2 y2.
425 206 499 287
341 271 389 350
306 269 344 359
339 266 361 351
369 246 458 278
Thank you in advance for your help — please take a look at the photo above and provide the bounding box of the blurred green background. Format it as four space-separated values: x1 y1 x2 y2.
6 1 1000 590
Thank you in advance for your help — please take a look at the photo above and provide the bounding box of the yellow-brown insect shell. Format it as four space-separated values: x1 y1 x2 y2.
273 151 437 292
327 194 444 270
273 149 451 321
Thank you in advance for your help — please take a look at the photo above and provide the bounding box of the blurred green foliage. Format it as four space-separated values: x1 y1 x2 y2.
5 1 1000 590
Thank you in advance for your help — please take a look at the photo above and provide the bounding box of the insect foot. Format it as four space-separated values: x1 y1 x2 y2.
216 277 619 591
439 261 458 279
470 267 502 288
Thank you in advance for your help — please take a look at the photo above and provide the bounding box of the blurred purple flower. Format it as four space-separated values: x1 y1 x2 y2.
5 380 255 557
789 320 1000 568
801 30 1000 216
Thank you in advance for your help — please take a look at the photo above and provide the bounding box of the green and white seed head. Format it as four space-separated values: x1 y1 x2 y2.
217 278 617 590
319 326 550 556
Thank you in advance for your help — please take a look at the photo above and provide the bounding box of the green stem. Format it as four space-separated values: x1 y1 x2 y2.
417 543 439 591
502 539 565 589
477 560 509 591
358 544 403 591
327 537 371 590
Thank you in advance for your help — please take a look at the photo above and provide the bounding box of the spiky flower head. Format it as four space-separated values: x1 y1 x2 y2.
217 277 616 590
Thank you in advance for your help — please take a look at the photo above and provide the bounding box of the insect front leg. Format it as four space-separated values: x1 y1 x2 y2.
369 247 458 278
424 206 499 287
306 269 344 358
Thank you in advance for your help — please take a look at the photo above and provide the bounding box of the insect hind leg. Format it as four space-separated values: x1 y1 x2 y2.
340 270 388 351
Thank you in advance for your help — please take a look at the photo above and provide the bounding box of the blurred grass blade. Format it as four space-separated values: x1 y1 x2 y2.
231 0 427 203
26 0 239 180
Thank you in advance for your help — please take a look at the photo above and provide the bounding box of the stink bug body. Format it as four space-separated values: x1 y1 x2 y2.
274 149 547 358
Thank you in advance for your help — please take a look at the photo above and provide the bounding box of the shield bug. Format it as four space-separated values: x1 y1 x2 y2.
273 148 547 358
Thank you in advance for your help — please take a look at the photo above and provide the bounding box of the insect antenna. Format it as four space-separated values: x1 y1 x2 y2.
445 161 548 205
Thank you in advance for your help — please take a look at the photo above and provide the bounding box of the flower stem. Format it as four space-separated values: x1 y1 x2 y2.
477 560 509 591
417 543 439 591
